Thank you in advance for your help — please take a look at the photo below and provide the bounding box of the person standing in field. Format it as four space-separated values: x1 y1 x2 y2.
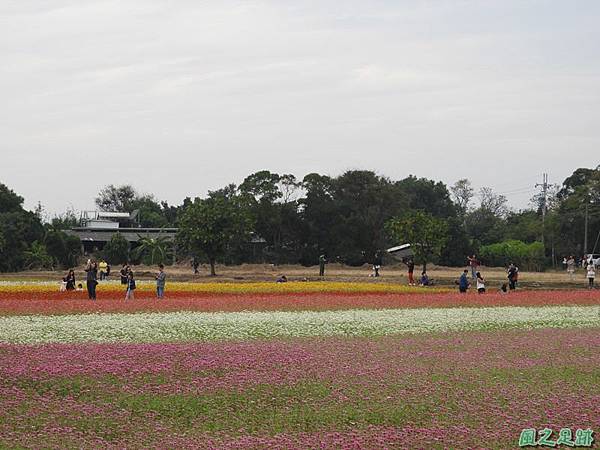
85 260 98 300
587 264 596 289
476 272 486 294
191 256 200 275
125 271 136 300
405 258 415 286
120 264 129 285
373 250 383 277
155 264 166 299
98 259 108 281
467 255 480 280
319 254 327 277
567 256 576 280
507 263 518 291
458 269 470 293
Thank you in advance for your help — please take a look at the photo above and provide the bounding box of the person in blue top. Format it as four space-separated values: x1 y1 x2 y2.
458 269 470 293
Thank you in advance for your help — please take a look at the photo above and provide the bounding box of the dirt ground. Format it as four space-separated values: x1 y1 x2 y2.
1 263 594 290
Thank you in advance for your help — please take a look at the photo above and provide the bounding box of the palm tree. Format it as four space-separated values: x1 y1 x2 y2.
132 235 171 265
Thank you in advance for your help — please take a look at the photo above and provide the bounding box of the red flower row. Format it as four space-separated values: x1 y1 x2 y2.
0 290 598 316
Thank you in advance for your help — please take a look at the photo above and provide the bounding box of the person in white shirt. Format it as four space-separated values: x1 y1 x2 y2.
587 265 596 289
476 272 486 294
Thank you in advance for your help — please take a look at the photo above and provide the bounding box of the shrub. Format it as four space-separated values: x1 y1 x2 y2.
479 240 545 271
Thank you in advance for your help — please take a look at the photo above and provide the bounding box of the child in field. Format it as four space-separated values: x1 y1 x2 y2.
476 272 485 294
587 265 596 289
125 271 136 300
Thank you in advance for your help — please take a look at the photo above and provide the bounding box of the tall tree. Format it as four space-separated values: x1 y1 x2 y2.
95 185 137 212
451 179 474 216
177 191 252 276
0 183 45 272
479 187 509 218
102 232 130 265
386 210 448 271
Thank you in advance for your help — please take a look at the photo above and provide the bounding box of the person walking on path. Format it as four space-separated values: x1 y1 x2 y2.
476 272 486 294
155 264 166 299
404 258 415 286
319 254 327 277
85 260 98 300
587 264 596 289
458 270 470 293
372 250 383 277
467 255 480 280
507 263 518 291
125 271 136 300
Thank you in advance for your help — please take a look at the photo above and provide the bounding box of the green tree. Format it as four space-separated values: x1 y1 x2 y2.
0 183 25 213
386 210 449 271
44 230 81 268
177 192 252 276
130 195 170 228
479 240 545 271
0 183 45 272
133 235 172 265
95 185 175 227
450 178 474 216
554 166 600 256
102 233 130 265
50 209 79 230
24 241 53 270
95 185 137 212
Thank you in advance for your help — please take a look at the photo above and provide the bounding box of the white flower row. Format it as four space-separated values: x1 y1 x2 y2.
1 306 599 344
0 280 59 286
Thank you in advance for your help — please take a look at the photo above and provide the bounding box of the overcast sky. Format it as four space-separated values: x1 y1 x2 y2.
1 0 599 217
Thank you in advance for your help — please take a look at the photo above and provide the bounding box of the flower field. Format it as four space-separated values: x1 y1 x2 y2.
1 281 600 448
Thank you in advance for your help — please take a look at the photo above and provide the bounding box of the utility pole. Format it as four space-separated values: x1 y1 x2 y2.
535 173 549 246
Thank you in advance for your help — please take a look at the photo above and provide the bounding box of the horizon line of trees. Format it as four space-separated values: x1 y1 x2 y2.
1 165 599 274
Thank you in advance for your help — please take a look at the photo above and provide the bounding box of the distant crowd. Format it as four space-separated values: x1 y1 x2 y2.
59 250 596 301
60 260 166 300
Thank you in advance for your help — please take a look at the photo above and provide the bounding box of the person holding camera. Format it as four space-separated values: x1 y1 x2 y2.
84 260 98 300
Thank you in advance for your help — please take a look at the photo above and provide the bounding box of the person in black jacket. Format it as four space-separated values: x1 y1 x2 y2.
120 264 129 285
507 263 518 291
84 260 98 300
125 271 136 300
63 269 76 291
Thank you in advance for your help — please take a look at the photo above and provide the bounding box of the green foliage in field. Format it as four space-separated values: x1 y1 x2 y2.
479 240 545 271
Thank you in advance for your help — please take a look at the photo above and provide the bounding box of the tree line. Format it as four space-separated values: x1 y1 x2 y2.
1 166 598 273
